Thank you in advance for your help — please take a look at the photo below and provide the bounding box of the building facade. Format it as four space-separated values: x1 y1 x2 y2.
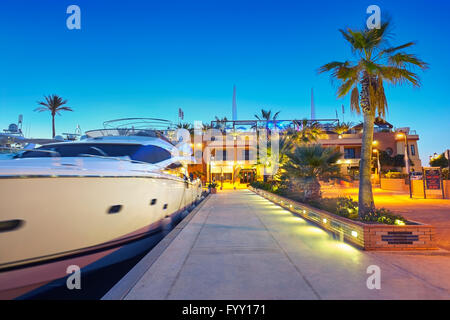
188 119 422 185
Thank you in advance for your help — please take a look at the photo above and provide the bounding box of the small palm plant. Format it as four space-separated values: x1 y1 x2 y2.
176 122 192 130
34 94 73 138
333 122 353 135
293 119 323 144
254 109 280 133
214 116 229 132
282 144 342 201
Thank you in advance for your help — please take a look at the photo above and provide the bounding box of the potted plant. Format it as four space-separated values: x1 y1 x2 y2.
208 182 218 194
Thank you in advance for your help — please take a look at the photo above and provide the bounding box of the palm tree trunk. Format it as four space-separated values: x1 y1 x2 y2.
358 75 375 216
307 178 321 200
52 114 55 138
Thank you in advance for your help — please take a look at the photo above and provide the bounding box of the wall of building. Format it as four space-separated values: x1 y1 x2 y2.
380 178 409 192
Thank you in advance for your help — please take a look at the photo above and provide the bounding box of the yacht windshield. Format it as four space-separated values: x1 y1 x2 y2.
16 143 171 164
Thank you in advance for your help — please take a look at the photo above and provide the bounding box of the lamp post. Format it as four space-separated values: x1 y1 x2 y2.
209 155 214 184
373 148 381 183
397 133 410 174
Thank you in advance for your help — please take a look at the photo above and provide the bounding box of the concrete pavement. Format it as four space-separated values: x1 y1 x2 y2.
105 189 450 300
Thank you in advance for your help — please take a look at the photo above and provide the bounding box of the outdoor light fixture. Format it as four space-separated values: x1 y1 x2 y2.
372 140 378 145
323 218 327 223
338 134 343 139
351 231 358 237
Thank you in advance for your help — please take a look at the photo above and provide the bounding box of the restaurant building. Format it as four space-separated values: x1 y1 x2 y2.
188 118 422 185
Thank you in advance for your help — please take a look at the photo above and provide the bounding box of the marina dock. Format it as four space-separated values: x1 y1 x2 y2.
103 189 450 300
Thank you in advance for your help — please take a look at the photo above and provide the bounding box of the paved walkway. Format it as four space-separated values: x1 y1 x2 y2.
322 186 450 250
105 190 450 300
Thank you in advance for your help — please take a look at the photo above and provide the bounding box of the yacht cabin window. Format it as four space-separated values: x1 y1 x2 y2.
16 143 171 164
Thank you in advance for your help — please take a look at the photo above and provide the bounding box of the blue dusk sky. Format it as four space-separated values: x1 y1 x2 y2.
0 0 449 165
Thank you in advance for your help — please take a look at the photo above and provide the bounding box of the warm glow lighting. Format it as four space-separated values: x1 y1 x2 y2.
338 134 343 139
196 143 202 147
372 140 378 145
395 219 406 226
396 133 405 139
323 218 327 223
351 231 358 237
373 149 378 153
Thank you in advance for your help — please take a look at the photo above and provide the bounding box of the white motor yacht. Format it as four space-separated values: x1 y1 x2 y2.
0 119 202 299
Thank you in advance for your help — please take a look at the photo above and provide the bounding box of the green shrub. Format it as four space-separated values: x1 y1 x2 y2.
361 208 406 225
207 182 218 189
385 171 409 179
430 153 449 168
250 181 274 192
308 197 359 220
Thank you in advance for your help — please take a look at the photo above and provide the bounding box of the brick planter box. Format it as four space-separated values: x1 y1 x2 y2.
249 187 437 251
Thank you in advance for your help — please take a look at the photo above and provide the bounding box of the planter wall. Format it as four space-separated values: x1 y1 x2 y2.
380 178 409 192
249 187 437 251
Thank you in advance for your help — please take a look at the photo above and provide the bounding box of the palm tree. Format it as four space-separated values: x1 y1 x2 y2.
176 122 192 130
202 122 213 131
318 21 427 216
333 121 353 135
282 144 342 201
293 119 323 144
34 95 73 138
214 116 229 132
254 109 280 132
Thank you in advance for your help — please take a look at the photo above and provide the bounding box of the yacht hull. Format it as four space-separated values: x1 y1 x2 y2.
0 176 202 299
